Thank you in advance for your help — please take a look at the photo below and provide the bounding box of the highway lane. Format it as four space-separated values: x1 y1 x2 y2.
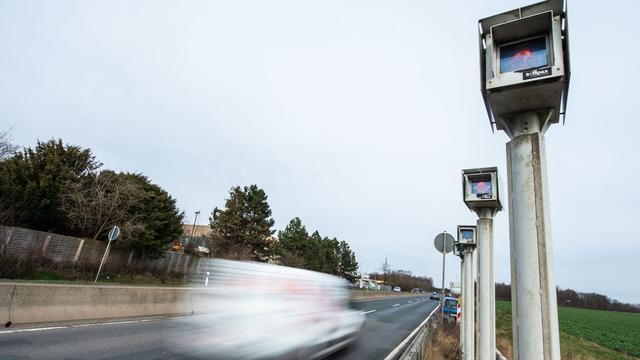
333 295 438 360
0 294 438 360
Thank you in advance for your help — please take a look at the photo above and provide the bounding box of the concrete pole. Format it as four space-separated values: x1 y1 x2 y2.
506 112 560 360
462 249 475 360
475 208 495 360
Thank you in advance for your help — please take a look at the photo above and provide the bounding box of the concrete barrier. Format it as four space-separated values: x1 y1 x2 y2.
1 282 196 326
350 290 420 301
1 284 15 325
0 282 424 327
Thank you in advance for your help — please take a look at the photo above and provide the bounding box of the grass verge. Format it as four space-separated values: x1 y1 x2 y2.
496 300 640 359
424 319 460 360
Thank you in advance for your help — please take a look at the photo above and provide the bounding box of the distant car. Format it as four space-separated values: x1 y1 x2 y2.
393 286 401 292
195 246 210 256
430 291 440 300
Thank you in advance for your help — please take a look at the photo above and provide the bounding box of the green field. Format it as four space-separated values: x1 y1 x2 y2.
496 300 640 359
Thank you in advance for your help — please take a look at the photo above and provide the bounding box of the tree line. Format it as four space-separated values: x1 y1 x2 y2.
0 132 360 282
495 283 640 313
209 185 360 282
0 135 184 259
369 269 434 291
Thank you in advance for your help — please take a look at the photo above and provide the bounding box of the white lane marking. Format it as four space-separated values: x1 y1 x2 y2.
0 319 156 334
361 310 377 315
407 301 413 303
392 304 400 307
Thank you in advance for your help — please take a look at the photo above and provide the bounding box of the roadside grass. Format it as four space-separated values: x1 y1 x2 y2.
496 300 640 359
1 254 188 286
424 319 460 360
31 270 65 281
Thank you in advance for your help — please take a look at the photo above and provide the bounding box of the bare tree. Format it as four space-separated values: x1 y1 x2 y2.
59 170 142 240
0 127 19 161
0 128 19 225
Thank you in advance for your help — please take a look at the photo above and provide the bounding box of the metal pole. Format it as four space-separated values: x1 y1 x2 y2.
94 239 113 283
462 249 475 360
476 208 495 360
441 231 447 320
191 211 200 239
189 210 200 251
506 112 560 360
460 255 465 352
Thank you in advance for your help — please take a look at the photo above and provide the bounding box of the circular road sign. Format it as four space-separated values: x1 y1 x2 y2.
434 232 455 254
108 226 121 241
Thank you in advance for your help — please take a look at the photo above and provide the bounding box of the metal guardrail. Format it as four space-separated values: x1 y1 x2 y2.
384 304 441 360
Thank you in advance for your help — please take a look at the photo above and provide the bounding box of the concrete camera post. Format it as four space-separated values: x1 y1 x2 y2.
478 1 570 359
455 225 477 360
462 167 502 360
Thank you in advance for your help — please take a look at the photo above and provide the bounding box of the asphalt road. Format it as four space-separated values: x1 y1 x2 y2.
0 294 438 360
333 295 438 360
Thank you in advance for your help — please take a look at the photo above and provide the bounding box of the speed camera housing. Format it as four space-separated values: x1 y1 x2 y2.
479 0 570 136
462 167 502 211
457 225 477 246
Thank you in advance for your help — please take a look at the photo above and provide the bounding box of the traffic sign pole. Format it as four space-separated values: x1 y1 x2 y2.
95 226 120 283
434 231 454 322
441 238 446 318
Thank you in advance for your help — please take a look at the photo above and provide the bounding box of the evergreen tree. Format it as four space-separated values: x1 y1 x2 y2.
123 173 184 259
210 185 275 261
338 240 359 283
0 139 100 231
319 236 340 275
306 231 323 271
275 217 309 268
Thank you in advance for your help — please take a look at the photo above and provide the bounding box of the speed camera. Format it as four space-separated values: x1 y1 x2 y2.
479 0 570 135
456 225 477 246
462 167 502 211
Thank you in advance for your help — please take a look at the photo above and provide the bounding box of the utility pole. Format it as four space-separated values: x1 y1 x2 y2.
478 1 570 358
191 210 200 239
462 168 502 360
383 255 389 286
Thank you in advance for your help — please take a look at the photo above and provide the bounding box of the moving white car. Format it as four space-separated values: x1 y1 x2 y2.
171 258 365 359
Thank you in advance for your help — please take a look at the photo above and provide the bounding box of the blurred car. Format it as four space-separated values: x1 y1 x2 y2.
393 286 401 292
170 258 365 359
430 291 440 300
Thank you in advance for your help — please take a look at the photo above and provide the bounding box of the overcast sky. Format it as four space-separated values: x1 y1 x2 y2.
1 0 639 303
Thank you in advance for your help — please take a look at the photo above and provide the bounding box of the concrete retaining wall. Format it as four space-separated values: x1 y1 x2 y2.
0 225 202 277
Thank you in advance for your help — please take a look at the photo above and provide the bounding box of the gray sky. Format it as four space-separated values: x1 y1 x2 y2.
2 0 639 303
